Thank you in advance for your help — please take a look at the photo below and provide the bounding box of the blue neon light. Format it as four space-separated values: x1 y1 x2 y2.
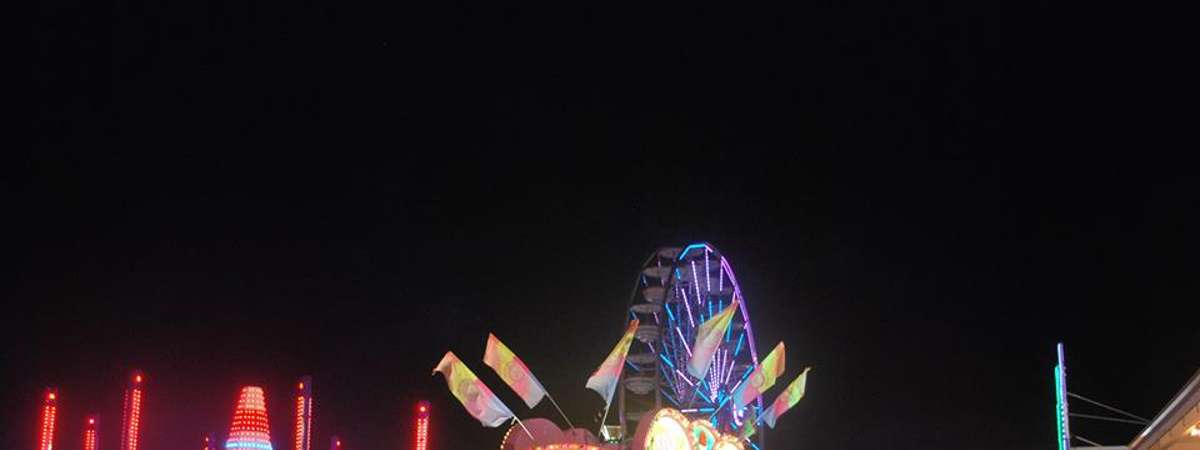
679 243 708 260
734 332 746 356
665 303 677 322
660 353 676 369
660 364 677 393
226 442 273 450
709 392 732 420
697 378 715 404
661 388 680 406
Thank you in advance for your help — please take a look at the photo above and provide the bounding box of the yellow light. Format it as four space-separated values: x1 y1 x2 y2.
634 408 745 450
48 393 56 400
644 409 690 450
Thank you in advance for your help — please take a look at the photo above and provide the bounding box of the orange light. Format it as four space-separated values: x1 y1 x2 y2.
298 382 304 389
419 406 426 412
135 375 142 383
49 393 56 400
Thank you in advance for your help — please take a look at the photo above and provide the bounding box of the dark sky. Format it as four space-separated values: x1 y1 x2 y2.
20 2 1197 450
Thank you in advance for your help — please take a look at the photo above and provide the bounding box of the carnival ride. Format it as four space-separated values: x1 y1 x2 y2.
440 242 799 450
615 243 763 446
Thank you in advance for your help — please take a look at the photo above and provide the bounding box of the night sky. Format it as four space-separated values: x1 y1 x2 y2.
22 2 1198 450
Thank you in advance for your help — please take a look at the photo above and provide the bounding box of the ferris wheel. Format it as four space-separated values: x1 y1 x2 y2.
617 243 763 440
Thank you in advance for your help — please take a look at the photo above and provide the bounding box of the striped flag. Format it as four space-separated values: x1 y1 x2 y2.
762 367 810 428
585 319 640 407
688 300 739 378
732 341 786 408
483 333 547 408
432 351 515 427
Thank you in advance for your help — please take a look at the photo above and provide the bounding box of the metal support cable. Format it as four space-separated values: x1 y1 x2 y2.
1073 434 1105 447
1067 392 1151 422
1070 412 1150 425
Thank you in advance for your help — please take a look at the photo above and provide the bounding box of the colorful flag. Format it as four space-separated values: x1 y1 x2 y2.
740 406 759 439
585 319 640 407
762 367 810 428
732 341 786 408
432 351 515 427
483 333 547 408
688 300 739 378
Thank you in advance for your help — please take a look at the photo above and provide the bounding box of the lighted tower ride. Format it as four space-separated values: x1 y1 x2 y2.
84 416 99 450
294 377 313 450
39 388 58 450
120 371 145 450
226 386 274 450
616 243 765 447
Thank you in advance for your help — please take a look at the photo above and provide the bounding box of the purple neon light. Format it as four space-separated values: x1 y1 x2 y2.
705 250 711 292
680 286 695 327
691 260 702 305
677 370 695 386
721 256 759 365
723 351 736 384
676 326 692 357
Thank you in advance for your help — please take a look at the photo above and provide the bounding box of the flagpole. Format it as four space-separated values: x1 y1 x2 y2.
544 392 576 429
511 416 535 441
598 402 612 436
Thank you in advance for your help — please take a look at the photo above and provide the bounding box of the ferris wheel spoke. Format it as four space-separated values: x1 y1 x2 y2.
680 289 696 327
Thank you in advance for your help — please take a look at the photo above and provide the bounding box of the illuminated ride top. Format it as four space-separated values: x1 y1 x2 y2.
226 386 274 450
616 243 762 443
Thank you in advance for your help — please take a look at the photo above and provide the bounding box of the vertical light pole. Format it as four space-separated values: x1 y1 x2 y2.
1054 343 1070 450
39 389 58 450
415 401 430 450
120 371 145 450
294 377 314 450
84 416 99 450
